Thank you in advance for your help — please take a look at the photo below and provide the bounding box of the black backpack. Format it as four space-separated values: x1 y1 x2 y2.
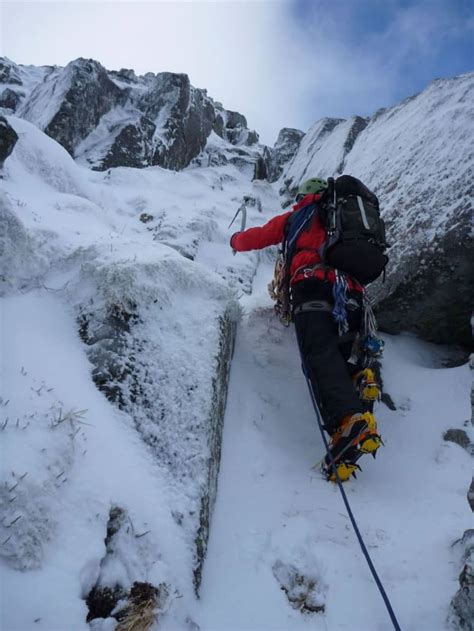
320 175 388 285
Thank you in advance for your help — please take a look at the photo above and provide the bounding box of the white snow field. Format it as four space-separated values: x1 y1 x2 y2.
1 116 472 631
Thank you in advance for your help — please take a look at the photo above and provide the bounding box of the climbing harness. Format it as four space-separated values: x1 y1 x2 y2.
296 341 402 631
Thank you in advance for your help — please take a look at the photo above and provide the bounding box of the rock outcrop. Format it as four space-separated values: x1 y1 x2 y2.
0 57 260 172
266 127 305 183
72 252 238 594
449 529 474 630
0 116 18 167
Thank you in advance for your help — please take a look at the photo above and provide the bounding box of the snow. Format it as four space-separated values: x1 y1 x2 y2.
18 65 71 131
284 117 352 184
0 58 52 110
1 291 190 630
1 108 472 631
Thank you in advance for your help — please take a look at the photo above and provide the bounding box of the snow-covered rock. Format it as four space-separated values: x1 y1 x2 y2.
0 57 261 172
20 58 125 156
266 127 305 183
449 529 474 631
0 115 18 167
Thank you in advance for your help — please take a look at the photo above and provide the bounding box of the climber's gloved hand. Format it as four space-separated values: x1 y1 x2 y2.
230 232 241 254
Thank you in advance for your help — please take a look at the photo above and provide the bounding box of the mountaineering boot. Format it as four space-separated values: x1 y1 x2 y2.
322 411 382 482
353 368 380 403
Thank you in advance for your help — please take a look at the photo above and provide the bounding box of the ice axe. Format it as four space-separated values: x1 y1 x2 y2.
228 201 247 255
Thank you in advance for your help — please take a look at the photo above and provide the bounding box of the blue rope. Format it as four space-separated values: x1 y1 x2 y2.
298 347 402 631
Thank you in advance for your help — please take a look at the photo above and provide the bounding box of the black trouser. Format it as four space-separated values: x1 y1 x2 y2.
292 278 364 434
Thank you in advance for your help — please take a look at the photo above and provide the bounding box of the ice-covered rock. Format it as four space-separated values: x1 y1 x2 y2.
20 58 125 156
70 248 238 591
2 57 261 173
266 127 305 183
449 529 474 630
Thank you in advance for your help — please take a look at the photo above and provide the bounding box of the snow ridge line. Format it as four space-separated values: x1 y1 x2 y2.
299 349 403 631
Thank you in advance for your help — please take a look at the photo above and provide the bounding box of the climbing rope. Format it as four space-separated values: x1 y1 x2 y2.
362 288 378 339
332 270 350 335
297 343 402 631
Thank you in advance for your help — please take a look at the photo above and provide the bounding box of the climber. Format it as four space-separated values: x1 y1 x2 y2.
230 177 384 482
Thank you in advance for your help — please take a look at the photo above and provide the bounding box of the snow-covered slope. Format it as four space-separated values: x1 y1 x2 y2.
0 115 276 628
197 263 473 631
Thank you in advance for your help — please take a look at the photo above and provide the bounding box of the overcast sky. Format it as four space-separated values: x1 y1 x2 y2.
1 0 473 145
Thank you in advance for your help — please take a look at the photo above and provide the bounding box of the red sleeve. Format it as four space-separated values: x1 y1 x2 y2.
231 211 292 252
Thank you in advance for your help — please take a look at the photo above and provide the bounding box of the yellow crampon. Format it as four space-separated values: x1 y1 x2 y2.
323 411 383 482
359 433 383 454
327 462 360 482
354 368 381 402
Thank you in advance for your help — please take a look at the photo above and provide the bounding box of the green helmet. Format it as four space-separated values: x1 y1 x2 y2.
297 177 328 198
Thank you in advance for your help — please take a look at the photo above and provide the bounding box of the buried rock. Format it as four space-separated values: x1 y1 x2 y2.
85 506 172 630
272 560 326 614
449 530 474 631
0 116 18 168
443 429 472 454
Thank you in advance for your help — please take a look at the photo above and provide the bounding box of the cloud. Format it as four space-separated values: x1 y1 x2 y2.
278 0 474 135
2 0 473 146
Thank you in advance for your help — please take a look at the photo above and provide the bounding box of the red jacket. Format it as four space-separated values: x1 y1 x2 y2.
231 194 363 291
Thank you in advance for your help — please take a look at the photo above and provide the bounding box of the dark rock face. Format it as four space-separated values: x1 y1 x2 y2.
101 116 156 170
375 210 473 349
44 59 125 155
337 115 368 172
0 116 18 167
450 530 474 630
267 127 305 182
0 88 22 111
219 110 259 146
4 57 260 172
0 58 22 85
140 74 216 170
